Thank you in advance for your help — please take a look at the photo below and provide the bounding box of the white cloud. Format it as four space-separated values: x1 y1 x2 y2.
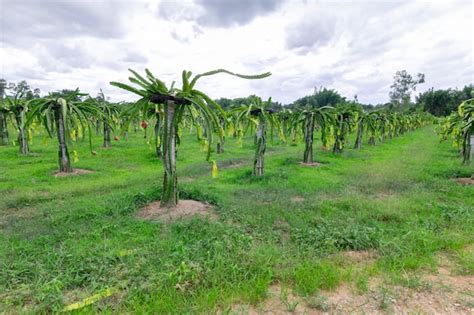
0 0 472 105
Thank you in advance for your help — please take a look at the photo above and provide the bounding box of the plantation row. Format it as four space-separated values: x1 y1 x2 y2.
0 69 471 206
437 98 474 165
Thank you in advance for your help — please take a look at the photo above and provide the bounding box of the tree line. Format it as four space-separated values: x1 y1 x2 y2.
212 72 473 117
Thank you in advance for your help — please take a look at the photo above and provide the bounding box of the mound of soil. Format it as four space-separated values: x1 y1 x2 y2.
54 169 93 177
457 177 474 185
136 200 215 221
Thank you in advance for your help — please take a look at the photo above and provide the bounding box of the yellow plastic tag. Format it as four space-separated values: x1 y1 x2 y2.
211 160 218 179
72 150 79 163
62 288 117 311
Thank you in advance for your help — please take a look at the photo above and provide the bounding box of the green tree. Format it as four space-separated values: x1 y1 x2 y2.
417 85 474 116
458 99 473 165
232 97 280 176
438 99 473 166
0 79 9 145
291 87 343 109
111 68 270 207
1 80 41 152
28 90 101 173
5 96 29 154
215 97 234 109
332 105 358 153
298 106 333 163
90 90 121 148
365 111 381 145
389 70 425 106
353 110 366 149
0 99 10 145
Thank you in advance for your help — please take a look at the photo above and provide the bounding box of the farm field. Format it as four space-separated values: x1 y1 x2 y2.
1 126 473 313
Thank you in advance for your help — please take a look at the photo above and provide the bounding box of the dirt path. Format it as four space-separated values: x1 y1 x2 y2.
230 253 474 314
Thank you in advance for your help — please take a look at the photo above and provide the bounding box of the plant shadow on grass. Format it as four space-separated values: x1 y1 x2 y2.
432 167 473 180
230 169 289 185
280 156 330 166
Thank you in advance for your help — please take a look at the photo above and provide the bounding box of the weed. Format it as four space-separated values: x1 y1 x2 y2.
280 287 299 312
293 261 342 296
355 275 370 293
292 220 380 253
307 294 330 311
377 286 395 311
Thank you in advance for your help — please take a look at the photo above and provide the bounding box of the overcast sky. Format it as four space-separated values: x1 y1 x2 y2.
0 0 473 105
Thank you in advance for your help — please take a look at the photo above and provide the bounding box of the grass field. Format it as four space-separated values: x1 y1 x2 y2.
1 126 473 313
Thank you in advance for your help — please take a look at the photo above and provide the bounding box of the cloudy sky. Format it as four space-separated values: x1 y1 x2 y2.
0 0 472 105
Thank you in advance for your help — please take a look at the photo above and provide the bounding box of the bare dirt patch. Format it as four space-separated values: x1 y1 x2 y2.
229 284 308 315
136 200 216 221
54 169 93 177
290 196 305 203
228 254 474 314
340 250 378 265
299 162 323 167
461 243 474 254
457 177 474 185
320 272 473 314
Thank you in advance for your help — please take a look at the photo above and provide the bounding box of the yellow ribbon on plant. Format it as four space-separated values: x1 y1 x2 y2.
227 125 234 137
72 150 79 163
196 125 203 139
200 139 209 152
70 129 77 141
28 129 33 145
211 160 218 178
236 129 243 147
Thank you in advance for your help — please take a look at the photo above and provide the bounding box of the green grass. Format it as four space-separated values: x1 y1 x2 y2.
0 126 473 313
